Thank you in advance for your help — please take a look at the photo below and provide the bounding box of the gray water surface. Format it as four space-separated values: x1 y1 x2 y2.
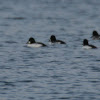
0 0 100 100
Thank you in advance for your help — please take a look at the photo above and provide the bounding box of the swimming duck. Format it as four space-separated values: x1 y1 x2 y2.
27 37 47 47
83 39 97 49
49 35 66 44
91 30 100 40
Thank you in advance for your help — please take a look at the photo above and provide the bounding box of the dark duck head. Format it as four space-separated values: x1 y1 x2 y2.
93 30 99 36
83 39 88 46
27 37 36 44
50 35 56 43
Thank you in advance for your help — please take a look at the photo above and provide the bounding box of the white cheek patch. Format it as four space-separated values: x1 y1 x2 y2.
27 41 30 44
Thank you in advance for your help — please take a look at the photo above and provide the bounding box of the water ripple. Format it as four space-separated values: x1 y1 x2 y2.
5 17 26 20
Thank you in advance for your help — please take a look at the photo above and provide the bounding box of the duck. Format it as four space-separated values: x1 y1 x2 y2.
91 30 100 40
27 37 47 47
49 35 66 44
83 39 97 49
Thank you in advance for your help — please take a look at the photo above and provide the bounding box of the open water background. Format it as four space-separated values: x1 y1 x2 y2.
0 0 100 100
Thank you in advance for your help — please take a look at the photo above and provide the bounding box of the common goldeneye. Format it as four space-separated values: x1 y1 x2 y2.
83 39 97 49
49 35 66 44
91 30 100 40
27 37 47 47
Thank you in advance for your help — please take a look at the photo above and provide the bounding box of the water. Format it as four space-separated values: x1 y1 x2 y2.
0 0 100 100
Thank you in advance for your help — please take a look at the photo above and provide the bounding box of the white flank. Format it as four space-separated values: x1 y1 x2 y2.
82 46 92 49
27 43 42 47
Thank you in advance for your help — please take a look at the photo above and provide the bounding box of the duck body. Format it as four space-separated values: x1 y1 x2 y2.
49 35 66 44
83 39 97 49
91 30 100 40
27 37 47 47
